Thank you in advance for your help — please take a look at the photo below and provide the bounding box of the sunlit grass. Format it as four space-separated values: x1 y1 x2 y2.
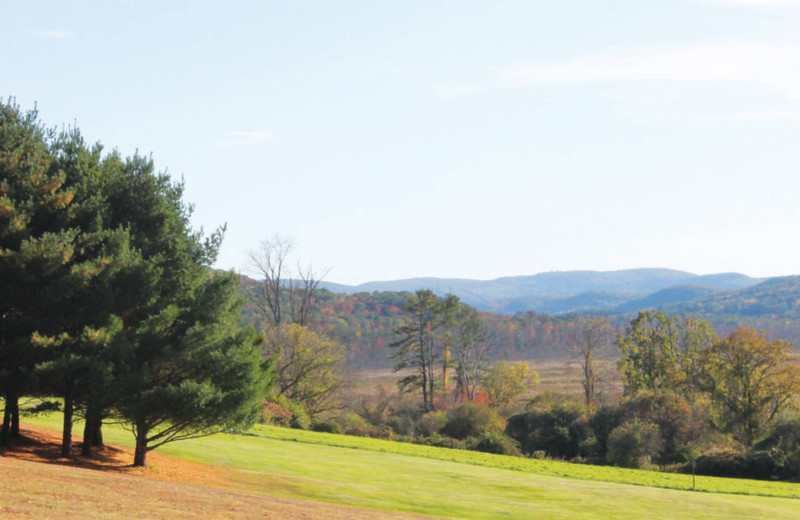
23 414 800 520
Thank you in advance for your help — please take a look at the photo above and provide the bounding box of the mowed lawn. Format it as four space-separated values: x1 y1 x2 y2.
24 415 800 520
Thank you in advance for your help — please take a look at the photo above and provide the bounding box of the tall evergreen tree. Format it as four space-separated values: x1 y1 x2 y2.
98 153 267 466
2 102 269 464
0 101 82 446
390 290 458 411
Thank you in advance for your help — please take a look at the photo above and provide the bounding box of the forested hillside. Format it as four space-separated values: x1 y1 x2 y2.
241 275 800 370
240 279 631 368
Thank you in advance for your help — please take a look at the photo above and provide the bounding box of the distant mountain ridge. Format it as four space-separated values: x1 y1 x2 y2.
320 268 768 315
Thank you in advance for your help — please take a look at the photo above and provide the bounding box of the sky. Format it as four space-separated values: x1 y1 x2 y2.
3 1 800 285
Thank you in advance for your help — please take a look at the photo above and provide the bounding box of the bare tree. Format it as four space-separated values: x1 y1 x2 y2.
249 236 339 416
452 305 490 401
248 235 328 328
248 235 292 328
571 316 612 408
288 260 327 327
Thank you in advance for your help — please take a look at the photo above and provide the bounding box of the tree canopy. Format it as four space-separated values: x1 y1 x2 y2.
0 100 269 465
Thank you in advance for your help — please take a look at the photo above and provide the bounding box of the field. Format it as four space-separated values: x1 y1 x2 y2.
346 359 624 410
7 414 800 519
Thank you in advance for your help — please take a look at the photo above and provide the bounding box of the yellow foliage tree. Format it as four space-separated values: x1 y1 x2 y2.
699 327 800 446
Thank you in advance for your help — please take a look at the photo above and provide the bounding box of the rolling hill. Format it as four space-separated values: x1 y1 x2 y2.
320 268 766 315
669 275 800 318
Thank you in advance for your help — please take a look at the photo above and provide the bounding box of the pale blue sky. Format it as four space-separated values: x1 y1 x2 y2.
4 1 800 284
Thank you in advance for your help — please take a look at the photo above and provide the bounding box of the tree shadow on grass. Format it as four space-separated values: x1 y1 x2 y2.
0 427 133 472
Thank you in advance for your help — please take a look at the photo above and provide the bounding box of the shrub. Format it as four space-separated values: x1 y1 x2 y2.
692 449 788 480
333 412 374 436
260 400 293 425
419 434 465 450
588 404 626 459
312 422 341 434
469 432 522 457
755 416 800 456
607 420 662 469
780 449 800 480
416 411 447 437
623 391 712 464
506 402 590 459
289 407 312 430
442 402 502 440
387 415 415 436
262 396 311 430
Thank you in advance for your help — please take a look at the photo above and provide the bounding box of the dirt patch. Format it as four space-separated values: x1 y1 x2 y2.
0 427 445 519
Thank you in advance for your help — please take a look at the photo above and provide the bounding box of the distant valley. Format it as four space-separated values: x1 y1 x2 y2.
242 268 800 369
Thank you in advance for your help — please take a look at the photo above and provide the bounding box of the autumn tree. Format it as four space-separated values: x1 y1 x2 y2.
616 311 715 397
482 361 539 412
390 290 458 411
698 327 800 447
264 323 345 417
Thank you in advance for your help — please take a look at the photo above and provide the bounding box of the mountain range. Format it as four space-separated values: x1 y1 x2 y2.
320 268 791 315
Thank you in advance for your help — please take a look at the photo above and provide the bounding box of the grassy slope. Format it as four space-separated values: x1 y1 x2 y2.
24 415 800 519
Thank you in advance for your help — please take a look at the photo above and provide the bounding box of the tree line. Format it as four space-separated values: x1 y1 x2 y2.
0 101 269 466
379 295 800 480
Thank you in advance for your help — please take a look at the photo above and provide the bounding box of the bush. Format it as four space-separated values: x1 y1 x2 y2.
607 421 662 469
755 416 800 456
387 415 415 436
469 432 522 457
506 402 590 459
588 404 625 460
263 396 311 430
333 412 374 436
416 411 447 437
693 450 783 480
312 421 341 434
289 407 312 430
442 402 502 440
780 449 800 480
419 434 465 450
623 391 712 465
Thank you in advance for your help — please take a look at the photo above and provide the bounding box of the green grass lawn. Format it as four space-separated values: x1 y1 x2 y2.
24 414 800 519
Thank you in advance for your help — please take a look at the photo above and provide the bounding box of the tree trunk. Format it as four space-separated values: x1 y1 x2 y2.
81 409 105 456
10 393 20 439
92 415 104 447
81 418 92 457
1 391 13 447
133 419 149 467
61 384 74 458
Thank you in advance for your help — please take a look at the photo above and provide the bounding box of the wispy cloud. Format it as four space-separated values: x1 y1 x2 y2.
496 42 800 94
430 82 487 100
674 110 800 122
221 130 274 146
700 0 800 6
34 30 73 39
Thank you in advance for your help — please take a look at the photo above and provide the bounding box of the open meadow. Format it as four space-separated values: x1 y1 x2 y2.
6 414 799 519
